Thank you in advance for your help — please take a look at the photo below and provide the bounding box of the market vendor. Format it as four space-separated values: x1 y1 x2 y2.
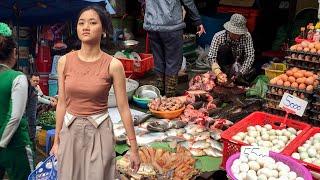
208 14 255 83
29 72 57 107
0 22 33 180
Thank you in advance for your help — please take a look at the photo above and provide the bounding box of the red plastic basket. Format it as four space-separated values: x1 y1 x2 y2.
117 53 154 78
220 111 311 169
283 127 320 173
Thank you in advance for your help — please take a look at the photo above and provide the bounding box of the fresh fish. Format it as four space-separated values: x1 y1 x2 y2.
135 132 167 146
133 114 152 126
192 140 210 149
163 136 185 143
183 133 194 141
210 129 222 141
203 148 222 157
168 119 187 129
147 119 169 132
166 128 185 137
206 139 223 151
134 127 149 136
114 127 126 137
185 124 204 135
179 141 192 149
190 149 206 156
194 131 210 141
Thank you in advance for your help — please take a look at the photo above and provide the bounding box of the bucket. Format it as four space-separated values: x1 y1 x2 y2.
48 80 58 97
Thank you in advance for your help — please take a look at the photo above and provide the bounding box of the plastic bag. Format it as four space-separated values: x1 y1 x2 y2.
196 46 211 69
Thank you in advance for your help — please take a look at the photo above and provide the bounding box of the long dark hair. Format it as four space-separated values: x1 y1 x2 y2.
77 5 113 50
0 35 17 62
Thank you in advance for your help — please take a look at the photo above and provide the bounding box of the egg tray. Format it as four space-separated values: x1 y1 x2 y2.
286 55 320 64
286 61 320 73
286 49 320 57
266 91 311 102
220 111 312 168
309 117 320 127
283 127 320 173
267 84 313 97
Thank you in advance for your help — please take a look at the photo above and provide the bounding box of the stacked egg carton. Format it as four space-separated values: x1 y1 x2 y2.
286 49 320 75
310 87 320 126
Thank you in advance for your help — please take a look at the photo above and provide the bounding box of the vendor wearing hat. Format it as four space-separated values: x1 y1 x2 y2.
208 14 255 83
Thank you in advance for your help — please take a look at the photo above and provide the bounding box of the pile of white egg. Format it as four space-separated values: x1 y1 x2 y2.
291 132 320 166
232 124 301 153
231 154 304 180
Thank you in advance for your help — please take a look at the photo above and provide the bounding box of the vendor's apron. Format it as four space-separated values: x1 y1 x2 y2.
216 33 245 76
57 116 116 180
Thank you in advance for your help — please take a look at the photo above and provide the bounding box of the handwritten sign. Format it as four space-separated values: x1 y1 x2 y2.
279 93 308 117
240 146 269 158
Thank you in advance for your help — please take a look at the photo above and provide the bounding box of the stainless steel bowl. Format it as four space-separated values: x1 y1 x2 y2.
134 85 161 100
108 78 139 107
123 40 139 49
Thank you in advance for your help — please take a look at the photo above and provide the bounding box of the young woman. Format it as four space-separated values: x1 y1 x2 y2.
50 6 140 179
0 22 33 180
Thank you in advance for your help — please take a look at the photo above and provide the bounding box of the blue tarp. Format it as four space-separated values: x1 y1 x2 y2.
0 0 107 25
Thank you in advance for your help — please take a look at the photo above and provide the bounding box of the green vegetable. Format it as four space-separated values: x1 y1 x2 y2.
115 144 130 154
38 111 56 128
194 156 222 172
246 75 268 98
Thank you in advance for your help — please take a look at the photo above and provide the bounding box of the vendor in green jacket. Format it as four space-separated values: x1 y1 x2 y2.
0 22 34 180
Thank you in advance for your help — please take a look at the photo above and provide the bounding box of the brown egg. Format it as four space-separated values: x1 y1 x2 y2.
294 72 304 78
270 78 277 85
311 48 317 53
288 76 296 83
314 80 319 87
291 67 299 73
301 41 309 48
305 77 315 85
291 82 299 89
278 89 283 95
304 71 313 77
297 46 303 51
290 45 297 51
299 70 307 75
284 81 291 87
277 79 284 86
286 70 293 76
306 85 314 92
281 74 288 81
304 47 310 52
296 78 305 84
299 83 306 90
313 74 319 79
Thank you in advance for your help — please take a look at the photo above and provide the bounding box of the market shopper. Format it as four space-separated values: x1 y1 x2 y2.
143 0 205 97
208 14 255 84
50 6 140 180
0 22 33 180
26 78 38 151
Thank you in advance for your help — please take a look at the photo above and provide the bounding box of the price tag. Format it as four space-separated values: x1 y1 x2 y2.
279 92 308 117
240 146 269 158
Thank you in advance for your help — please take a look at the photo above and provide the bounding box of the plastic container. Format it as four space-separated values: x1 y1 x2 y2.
117 53 154 78
217 5 260 33
220 111 311 168
264 63 287 80
48 79 58 97
133 95 151 109
28 155 57 180
284 127 320 173
149 106 185 120
226 152 313 180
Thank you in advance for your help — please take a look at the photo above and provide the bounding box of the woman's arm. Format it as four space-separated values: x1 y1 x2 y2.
53 56 67 145
110 59 138 151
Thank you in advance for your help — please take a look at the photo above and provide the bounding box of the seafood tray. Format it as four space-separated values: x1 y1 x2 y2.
283 127 320 173
220 111 311 168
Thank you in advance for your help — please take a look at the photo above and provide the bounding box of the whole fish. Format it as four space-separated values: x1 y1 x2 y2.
194 131 210 141
114 127 126 138
166 128 185 137
206 139 223 151
203 148 222 157
147 119 169 132
189 149 206 156
179 141 192 149
135 132 167 146
183 133 194 141
210 129 222 141
133 114 152 126
163 136 185 143
192 140 210 149
168 119 187 129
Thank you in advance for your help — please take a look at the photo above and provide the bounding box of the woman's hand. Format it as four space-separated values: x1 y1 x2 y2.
130 148 141 173
50 142 59 157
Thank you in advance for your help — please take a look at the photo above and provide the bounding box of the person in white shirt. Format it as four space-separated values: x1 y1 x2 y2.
29 72 57 107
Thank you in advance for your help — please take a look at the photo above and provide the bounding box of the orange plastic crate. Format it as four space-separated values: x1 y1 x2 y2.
283 127 320 173
117 53 154 78
220 111 311 169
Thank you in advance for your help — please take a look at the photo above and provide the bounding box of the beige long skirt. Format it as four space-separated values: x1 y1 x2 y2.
57 117 116 180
